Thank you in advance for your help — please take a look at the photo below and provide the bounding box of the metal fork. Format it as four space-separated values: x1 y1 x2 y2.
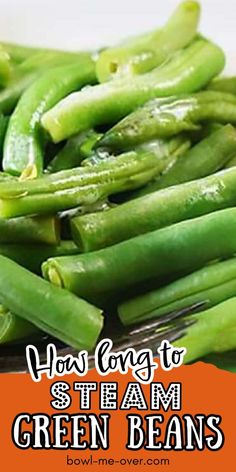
113 301 206 354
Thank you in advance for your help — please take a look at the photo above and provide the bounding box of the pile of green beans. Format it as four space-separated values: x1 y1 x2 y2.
70 165 236 251
0 241 79 274
0 149 176 217
41 38 225 142
0 51 94 115
43 209 236 305
96 0 200 81
48 130 102 173
99 91 236 151
0 256 103 351
3 56 97 177
118 258 236 325
135 123 236 197
1 0 236 367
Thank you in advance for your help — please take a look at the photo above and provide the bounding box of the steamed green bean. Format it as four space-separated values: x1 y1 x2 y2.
3 57 96 176
0 149 169 217
174 298 236 363
42 38 225 142
135 124 236 197
0 255 103 351
43 208 236 305
99 91 236 151
0 305 40 345
118 258 236 325
96 0 200 81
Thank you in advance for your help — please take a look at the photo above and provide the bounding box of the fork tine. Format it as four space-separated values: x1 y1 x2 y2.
114 318 197 351
127 300 206 336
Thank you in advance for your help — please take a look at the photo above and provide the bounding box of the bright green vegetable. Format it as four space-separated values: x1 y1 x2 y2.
43 208 236 305
0 115 9 159
82 134 190 167
0 255 103 351
0 51 94 115
0 42 75 64
174 298 236 363
71 145 236 253
106 135 191 204
42 38 225 143
0 172 16 182
0 72 39 114
0 42 44 64
3 58 96 177
189 122 223 144
99 91 236 151
118 258 236 325
0 145 168 197
135 124 236 197
224 154 236 168
96 0 200 82
0 46 11 86
0 215 59 245
1 1 235 364
203 350 236 373
48 130 102 173
0 305 40 345
207 76 236 95
0 241 79 274
0 149 168 217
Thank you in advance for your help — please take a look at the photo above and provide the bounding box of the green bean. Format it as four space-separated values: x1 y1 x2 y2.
71 140 236 252
0 115 9 159
0 174 157 219
189 122 223 144
0 42 78 64
96 0 200 82
41 38 225 143
174 298 236 363
133 135 192 162
0 150 167 217
43 208 236 305
0 51 94 115
0 42 44 64
207 76 236 95
0 255 103 351
0 305 40 345
0 241 79 274
118 258 236 325
0 149 160 197
80 135 190 205
0 72 39 114
0 46 11 86
0 215 59 245
19 50 92 73
99 91 236 151
83 134 190 168
3 58 96 177
224 154 236 168
48 130 102 173
135 124 236 197
0 172 16 182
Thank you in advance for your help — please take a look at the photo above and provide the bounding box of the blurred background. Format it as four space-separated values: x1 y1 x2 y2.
0 0 235 60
